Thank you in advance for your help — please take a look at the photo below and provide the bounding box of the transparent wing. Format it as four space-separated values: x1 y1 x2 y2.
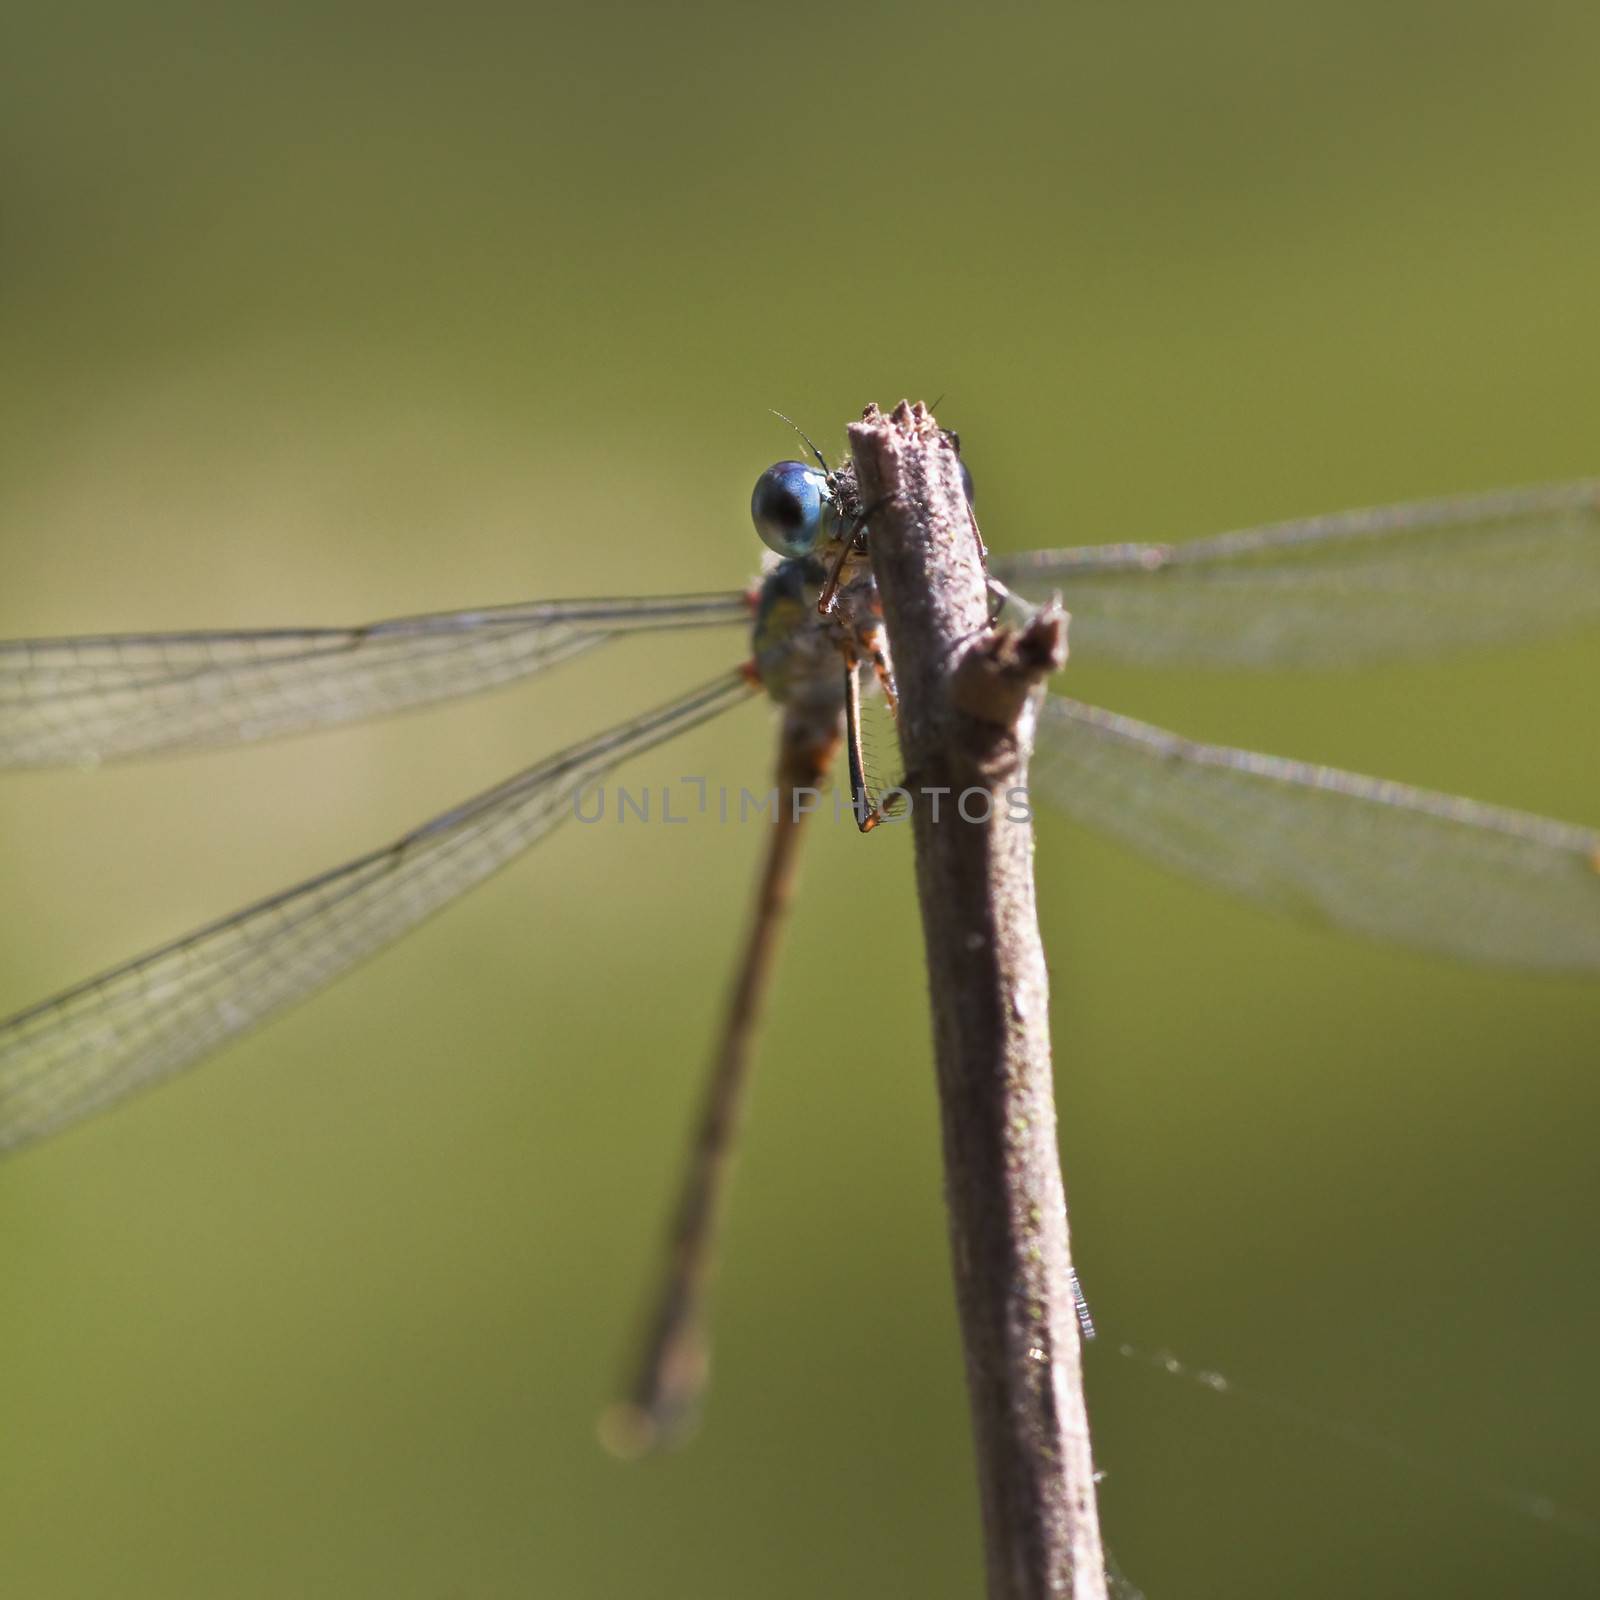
992 481 1600 668
0 591 751 768
0 670 756 1155
1031 696 1600 970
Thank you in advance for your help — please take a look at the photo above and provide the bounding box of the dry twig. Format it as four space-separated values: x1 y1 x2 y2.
850 401 1104 1600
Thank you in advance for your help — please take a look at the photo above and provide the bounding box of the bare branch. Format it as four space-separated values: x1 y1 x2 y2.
849 401 1104 1600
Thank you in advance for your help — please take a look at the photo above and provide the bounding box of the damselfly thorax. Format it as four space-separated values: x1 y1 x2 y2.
748 552 891 794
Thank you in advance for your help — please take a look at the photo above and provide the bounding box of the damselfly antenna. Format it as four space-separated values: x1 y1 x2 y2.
768 409 831 477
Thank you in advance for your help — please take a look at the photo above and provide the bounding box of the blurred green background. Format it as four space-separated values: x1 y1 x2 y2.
3 3 1598 1596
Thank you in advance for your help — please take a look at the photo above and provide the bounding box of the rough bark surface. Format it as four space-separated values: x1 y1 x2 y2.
849 402 1105 1600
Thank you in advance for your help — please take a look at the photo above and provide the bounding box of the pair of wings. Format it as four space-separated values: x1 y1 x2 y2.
3 481 1598 1154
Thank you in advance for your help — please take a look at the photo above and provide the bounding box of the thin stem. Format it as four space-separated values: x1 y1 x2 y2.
849 401 1105 1600
600 730 828 1457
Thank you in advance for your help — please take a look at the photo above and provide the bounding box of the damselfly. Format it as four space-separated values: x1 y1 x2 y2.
2 418 1597 1448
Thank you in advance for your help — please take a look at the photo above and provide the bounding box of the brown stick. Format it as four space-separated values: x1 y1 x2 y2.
849 402 1105 1600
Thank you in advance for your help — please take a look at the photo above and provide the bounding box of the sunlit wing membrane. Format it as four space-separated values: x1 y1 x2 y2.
1031 696 1600 970
0 592 751 768
992 481 1600 668
0 671 756 1154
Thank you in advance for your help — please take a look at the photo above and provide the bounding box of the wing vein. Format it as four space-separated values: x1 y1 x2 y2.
0 592 751 766
1032 695 1600 970
0 670 756 1153
993 480 1600 668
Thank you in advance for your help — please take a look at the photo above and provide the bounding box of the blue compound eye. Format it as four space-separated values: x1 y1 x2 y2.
751 460 830 558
